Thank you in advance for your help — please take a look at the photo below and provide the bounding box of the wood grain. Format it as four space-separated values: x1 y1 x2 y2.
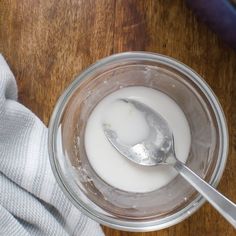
0 0 236 235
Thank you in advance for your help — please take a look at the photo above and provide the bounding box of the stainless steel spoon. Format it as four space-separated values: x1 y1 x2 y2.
103 98 236 228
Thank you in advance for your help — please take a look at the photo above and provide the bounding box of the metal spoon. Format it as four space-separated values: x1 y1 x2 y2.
103 98 236 228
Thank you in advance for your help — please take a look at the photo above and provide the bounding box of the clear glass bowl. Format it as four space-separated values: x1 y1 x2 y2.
48 52 228 231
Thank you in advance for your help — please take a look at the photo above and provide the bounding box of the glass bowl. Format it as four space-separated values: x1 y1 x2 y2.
48 52 228 231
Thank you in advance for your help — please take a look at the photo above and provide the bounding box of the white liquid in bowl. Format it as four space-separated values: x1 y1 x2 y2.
84 86 191 193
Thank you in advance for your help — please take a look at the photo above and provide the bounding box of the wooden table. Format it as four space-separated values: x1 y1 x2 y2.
0 0 236 235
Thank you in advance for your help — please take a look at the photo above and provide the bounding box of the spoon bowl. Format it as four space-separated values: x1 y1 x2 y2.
103 99 175 166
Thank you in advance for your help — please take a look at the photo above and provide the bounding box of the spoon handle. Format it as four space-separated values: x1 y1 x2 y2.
175 161 236 228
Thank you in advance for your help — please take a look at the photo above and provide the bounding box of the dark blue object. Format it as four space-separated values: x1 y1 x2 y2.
186 0 236 49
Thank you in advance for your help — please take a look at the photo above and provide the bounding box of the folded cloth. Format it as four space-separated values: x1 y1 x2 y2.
0 54 105 236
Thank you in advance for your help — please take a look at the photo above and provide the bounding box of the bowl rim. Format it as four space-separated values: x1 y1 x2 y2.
48 51 229 232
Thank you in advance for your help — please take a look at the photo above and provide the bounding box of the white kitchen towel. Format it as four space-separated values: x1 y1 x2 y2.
0 54 105 236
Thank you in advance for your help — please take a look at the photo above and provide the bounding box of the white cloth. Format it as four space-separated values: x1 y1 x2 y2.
0 54 105 236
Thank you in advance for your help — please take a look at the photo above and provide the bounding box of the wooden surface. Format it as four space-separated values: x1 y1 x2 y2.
0 0 236 235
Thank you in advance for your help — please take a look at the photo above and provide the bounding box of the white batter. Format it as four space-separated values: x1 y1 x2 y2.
84 86 191 193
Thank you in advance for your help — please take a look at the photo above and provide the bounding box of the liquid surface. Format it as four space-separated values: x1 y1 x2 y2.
84 86 191 193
